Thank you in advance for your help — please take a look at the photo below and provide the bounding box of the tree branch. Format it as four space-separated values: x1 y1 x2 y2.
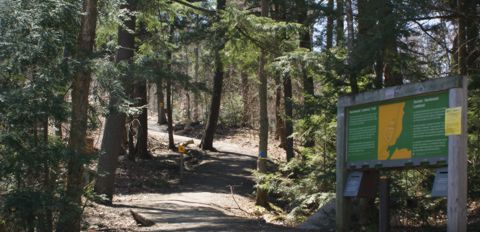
170 0 216 14
411 20 452 53
409 14 455 21
235 26 267 50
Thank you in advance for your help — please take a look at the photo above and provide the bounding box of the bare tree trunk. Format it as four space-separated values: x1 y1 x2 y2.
241 71 250 127
166 78 175 150
184 47 191 121
42 118 53 232
326 0 334 49
94 0 135 205
157 79 167 124
298 0 314 99
298 0 315 147
345 0 358 94
135 80 150 159
193 46 200 122
130 23 150 160
283 74 294 161
55 120 63 138
166 25 175 150
256 0 269 207
200 0 226 151
200 54 224 150
274 75 285 147
374 53 384 89
57 0 98 231
185 92 191 121
336 0 344 46
256 54 269 206
381 1 402 87
458 0 467 75
466 0 479 74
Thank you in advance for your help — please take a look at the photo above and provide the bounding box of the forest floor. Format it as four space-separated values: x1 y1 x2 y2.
83 118 307 232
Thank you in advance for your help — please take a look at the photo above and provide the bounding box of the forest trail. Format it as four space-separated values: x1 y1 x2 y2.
147 120 258 156
106 120 308 232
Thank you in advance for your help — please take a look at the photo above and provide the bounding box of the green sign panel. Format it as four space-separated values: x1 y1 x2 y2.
347 92 449 167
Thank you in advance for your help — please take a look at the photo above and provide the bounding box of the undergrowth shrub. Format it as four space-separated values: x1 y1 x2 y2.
256 146 336 224
0 137 92 232
220 95 244 128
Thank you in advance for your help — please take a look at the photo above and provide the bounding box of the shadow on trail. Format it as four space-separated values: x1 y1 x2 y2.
115 202 298 232
110 121 311 231
178 151 257 197
113 149 257 197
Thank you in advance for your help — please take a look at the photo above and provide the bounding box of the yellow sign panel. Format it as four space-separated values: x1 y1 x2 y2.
445 107 462 135
178 145 186 154
377 102 412 160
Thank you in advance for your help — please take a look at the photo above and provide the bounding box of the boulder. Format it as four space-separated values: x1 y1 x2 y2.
297 198 336 231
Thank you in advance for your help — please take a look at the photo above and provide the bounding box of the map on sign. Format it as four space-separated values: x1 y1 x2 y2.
347 92 449 167
378 101 412 161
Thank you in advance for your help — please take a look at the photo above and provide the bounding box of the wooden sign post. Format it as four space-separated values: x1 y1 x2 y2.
336 77 468 232
447 79 468 231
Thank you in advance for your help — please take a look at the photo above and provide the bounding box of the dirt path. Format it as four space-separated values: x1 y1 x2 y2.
100 121 308 232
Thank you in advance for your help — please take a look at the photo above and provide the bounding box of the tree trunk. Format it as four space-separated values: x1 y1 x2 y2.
55 120 63 138
157 79 167 124
94 0 135 205
166 78 175 150
298 0 315 100
274 75 285 147
135 80 150 159
298 0 315 147
283 74 294 161
336 0 344 46
193 45 200 122
57 1 98 231
42 118 53 232
130 23 150 160
200 53 224 150
381 1 402 87
241 71 250 127
200 0 226 151
466 0 479 75
166 25 175 150
326 0 334 49
458 0 467 75
185 92 191 121
256 0 269 207
183 47 191 121
374 52 384 89
345 0 358 94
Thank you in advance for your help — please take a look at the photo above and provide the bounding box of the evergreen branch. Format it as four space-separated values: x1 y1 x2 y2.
235 26 271 53
411 20 452 53
409 14 455 21
170 0 216 14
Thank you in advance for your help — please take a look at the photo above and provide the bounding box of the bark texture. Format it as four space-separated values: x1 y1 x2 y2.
166 25 175 150
241 71 251 127
326 0 334 49
57 0 98 231
256 0 270 208
457 0 467 75
283 74 294 161
200 0 226 151
157 79 167 124
166 77 175 150
94 0 136 205
336 0 344 45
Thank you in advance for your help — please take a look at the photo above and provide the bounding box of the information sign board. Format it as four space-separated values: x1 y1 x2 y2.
346 92 449 168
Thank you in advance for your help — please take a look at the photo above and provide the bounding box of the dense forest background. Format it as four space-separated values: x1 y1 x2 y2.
0 0 479 231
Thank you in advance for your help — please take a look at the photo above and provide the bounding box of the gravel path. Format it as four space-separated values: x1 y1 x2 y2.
106 121 308 232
